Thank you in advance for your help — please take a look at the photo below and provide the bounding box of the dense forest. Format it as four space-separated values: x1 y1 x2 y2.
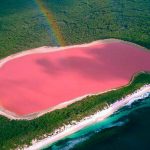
0 72 150 149
0 0 150 59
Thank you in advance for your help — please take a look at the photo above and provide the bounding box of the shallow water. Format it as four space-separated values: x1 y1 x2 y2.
44 96 150 150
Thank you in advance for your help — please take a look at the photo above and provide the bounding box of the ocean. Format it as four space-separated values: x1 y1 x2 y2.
44 96 150 150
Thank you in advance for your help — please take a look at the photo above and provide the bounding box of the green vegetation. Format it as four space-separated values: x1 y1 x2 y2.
0 72 150 149
49 0 150 48
0 0 150 59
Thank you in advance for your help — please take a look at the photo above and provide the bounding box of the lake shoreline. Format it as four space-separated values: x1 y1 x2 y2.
0 39 150 119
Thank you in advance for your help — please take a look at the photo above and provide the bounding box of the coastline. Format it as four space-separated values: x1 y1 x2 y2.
24 84 150 150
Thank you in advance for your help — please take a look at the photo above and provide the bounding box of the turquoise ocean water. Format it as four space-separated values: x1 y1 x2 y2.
44 95 150 150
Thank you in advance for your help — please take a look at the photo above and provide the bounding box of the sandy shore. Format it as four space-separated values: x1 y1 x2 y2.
24 84 150 150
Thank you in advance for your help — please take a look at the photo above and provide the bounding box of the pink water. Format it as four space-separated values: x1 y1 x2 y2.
0 41 150 115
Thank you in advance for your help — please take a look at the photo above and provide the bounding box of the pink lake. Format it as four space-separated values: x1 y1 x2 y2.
0 40 150 115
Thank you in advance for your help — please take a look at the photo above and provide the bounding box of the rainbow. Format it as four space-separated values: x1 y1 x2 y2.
34 0 65 46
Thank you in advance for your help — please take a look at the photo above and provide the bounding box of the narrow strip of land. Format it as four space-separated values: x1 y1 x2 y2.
25 85 150 150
